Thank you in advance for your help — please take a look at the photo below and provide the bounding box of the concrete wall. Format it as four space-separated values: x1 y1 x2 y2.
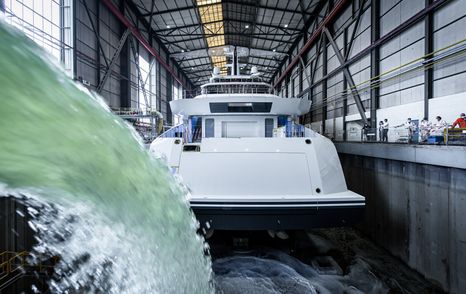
339 151 466 293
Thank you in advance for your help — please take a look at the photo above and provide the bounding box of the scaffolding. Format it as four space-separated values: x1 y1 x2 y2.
112 107 163 143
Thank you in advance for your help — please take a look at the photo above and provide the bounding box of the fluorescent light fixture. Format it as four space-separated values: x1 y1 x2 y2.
195 0 226 74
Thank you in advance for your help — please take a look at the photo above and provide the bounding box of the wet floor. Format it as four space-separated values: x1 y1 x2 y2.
209 228 445 294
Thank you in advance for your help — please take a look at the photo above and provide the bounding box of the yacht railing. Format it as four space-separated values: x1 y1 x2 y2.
284 122 306 137
158 124 185 139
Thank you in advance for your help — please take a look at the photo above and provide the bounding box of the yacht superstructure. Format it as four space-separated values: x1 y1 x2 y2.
150 62 365 230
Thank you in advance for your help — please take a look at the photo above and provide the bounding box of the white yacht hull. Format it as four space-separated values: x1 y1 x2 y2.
150 132 365 230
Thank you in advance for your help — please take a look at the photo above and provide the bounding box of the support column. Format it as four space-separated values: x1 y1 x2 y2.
424 0 433 119
72 0 77 80
343 27 348 140
370 0 380 129
96 1 101 84
322 35 328 135
157 55 162 111
167 75 173 125
324 27 368 125
119 1 131 108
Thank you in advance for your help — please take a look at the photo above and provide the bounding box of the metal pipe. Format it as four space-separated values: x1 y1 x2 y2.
100 0 184 86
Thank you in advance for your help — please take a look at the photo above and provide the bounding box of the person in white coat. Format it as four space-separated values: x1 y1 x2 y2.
395 118 416 143
382 119 389 142
430 116 447 136
419 117 431 142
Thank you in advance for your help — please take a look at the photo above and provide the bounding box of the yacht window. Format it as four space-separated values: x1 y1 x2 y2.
191 116 202 143
205 118 215 138
265 118 274 137
210 102 272 113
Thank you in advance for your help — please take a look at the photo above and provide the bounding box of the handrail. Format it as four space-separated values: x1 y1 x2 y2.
158 124 185 138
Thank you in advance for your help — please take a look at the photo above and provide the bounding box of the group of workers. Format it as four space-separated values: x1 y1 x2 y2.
363 113 466 143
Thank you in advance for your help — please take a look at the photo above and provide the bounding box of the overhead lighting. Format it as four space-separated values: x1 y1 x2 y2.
284 24 288 28
196 0 226 74
181 49 185 52
245 25 249 29
272 49 276 52
166 25 171 29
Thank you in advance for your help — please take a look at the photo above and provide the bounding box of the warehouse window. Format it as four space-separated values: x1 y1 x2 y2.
138 53 150 108
4 0 73 75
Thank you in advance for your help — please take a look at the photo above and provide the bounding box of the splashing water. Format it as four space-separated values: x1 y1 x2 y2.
0 21 212 293
213 250 389 294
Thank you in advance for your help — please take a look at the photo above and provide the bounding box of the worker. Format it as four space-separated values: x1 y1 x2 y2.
378 121 384 141
419 117 431 142
430 116 447 136
451 113 466 128
382 119 389 142
395 118 416 143
362 123 370 141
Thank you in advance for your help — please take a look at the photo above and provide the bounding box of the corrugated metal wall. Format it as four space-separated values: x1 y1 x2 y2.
274 0 466 137
73 0 193 122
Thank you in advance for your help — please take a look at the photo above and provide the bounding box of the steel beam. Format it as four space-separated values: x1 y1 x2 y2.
345 0 366 61
96 1 101 83
274 0 350 88
370 0 380 128
97 28 130 93
342 27 348 140
72 0 77 79
310 33 325 85
323 27 368 124
118 0 130 108
147 0 155 38
299 0 310 25
101 0 185 86
322 34 328 133
154 19 302 35
424 0 434 119
82 0 109 68
312 0 449 88
160 33 297 45
140 1 314 17
129 37 149 107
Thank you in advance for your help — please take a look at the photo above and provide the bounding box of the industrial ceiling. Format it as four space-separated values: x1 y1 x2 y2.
131 0 326 86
